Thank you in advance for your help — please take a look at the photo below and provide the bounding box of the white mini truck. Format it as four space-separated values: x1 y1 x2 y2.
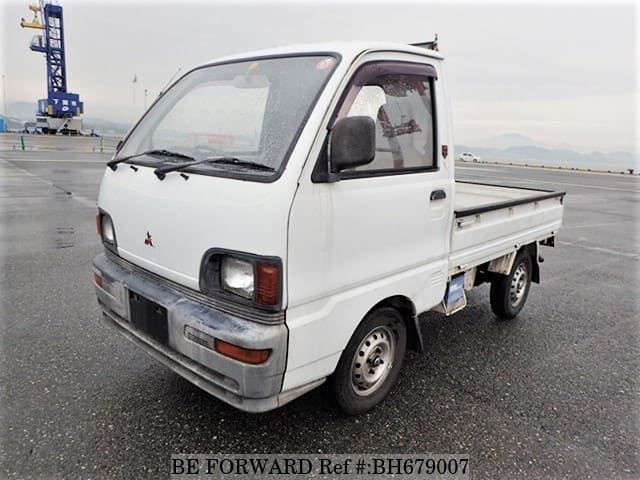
93 41 565 414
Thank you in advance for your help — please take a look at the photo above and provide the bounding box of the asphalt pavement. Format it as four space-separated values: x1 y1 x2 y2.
1 151 638 479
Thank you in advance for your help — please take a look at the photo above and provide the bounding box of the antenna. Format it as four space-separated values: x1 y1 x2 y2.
159 67 182 96
410 33 439 51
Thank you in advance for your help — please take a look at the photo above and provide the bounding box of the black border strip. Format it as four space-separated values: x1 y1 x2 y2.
113 52 342 184
455 189 566 218
98 208 118 254
104 250 285 324
199 247 283 312
313 60 440 183
457 180 557 193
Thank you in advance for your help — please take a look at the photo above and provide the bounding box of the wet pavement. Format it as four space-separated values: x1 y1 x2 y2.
1 150 638 479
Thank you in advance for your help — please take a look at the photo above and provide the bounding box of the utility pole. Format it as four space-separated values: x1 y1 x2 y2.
144 88 148 111
2 74 7 118
132 74 137 107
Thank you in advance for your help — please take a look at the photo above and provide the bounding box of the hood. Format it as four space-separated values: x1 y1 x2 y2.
98 165 294 295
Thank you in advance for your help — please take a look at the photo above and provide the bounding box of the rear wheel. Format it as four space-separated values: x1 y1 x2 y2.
490 251 532 319
328 307 406 415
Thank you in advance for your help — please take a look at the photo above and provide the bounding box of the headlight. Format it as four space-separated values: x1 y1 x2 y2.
101 214 115 244
97 210 117 252
199 250 282 310
221 257 254 299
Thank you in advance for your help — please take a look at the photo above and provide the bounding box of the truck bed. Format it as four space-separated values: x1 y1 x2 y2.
449 181 565 275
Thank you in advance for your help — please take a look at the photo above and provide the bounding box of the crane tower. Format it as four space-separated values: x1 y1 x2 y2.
20 1 83 134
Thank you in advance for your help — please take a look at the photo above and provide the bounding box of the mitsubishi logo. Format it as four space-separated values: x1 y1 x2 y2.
144 231 154 247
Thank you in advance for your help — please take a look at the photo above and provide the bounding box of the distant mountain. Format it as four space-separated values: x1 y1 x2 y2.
471 132 637 156
455 143 640 172
82 118 130 136
4 101 131 136
456 131 640 171
0 115 28 131
474 133 547 150
5 101 38 120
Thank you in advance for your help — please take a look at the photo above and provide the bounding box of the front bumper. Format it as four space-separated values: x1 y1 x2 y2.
93 253 319 412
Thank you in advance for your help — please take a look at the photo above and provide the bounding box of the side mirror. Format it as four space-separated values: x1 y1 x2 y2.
330 116 375 173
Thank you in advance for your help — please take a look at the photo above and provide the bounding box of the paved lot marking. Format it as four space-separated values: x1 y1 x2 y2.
557 240 640 259
0 158 97 208
562 222 626 230
1 157 106 163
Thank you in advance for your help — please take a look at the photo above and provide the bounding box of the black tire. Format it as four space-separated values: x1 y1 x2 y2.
490 251 533 320
328 307 407 415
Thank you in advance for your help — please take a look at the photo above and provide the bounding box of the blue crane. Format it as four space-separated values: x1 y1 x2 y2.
21 1 83 134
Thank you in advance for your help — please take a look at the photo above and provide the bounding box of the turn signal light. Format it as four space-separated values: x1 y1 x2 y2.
214 339 271 365
256 262 280 306
96 212 102 236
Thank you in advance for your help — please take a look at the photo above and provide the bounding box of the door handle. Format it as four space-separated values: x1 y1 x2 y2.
430 189 447 201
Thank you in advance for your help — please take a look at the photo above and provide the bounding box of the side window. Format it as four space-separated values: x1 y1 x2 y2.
340 71 435 173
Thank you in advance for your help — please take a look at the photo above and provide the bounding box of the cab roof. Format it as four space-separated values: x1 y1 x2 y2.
203 41 444 67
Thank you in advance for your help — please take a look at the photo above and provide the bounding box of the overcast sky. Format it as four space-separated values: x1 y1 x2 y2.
1 0 637 151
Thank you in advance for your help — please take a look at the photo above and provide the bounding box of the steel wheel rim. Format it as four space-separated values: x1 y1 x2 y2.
351 325 395 396
510 262 528 306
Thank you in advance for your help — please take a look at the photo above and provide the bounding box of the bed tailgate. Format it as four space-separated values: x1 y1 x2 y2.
449 182 565 275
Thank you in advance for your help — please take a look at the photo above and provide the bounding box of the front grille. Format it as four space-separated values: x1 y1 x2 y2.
105 250 285 325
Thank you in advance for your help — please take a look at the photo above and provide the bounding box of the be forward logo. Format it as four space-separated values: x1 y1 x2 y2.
144 231 154 247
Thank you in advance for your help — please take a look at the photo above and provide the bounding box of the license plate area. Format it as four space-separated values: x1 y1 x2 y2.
128 291 168 345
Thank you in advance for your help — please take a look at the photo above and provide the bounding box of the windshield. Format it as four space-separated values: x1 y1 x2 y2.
117 55 339 180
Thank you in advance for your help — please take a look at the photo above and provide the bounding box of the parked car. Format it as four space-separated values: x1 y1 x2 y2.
93 41 565 414
458 152 481 162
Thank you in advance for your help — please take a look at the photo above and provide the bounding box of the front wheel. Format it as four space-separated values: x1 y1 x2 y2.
328 307 407 415
490 251 533 320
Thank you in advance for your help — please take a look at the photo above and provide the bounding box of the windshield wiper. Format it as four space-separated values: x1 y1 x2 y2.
107 149 195 171
208 157 275 172
153 156 274 180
